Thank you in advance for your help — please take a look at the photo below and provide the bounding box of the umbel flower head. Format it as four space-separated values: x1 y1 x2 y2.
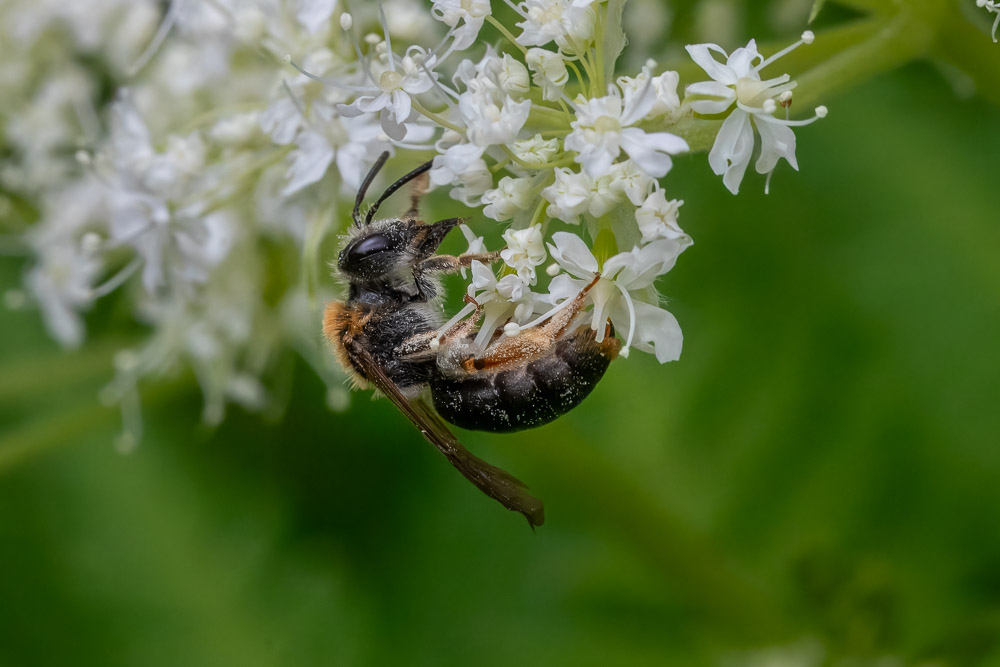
6 0 831 439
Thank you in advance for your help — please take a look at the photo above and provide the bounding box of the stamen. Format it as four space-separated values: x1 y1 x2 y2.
377 1 396 72
433 300 478 342
753 106 827 127
127 0 185 77
280 78 314 130
81 232 102 253
759 31 815 70
518 279 593 331
90 257 143 299
283 56 370 92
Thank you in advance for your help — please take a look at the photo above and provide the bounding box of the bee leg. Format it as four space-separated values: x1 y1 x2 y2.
448 274 603 374
394 295 484 362
393 331 441 360
439 294 486 341
417 251 501 276
413 251 501 300
404 170 430 220
536 273 602 339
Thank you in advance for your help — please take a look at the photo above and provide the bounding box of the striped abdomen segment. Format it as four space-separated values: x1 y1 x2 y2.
429 328 620 433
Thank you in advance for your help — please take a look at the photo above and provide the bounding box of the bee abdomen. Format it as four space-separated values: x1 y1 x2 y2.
429 328 620 433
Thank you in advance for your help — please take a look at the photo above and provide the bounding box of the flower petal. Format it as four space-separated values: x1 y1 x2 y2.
708 110 754 194
685 43 737 84
547 231 599 278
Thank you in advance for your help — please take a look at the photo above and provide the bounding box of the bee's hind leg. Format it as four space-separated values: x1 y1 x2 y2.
445 274 603 375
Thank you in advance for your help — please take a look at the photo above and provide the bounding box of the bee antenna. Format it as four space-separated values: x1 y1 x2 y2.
364 159 434 226
354 151 391 227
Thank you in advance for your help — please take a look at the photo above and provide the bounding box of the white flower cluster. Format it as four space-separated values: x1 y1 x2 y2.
3 0 829 436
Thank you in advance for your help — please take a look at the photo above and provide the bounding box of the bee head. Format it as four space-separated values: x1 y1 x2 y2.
337 218 416 280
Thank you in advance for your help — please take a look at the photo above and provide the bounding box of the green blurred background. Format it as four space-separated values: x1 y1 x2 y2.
3 15 1000 667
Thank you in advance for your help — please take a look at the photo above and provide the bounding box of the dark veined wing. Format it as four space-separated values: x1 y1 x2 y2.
347 339 545 528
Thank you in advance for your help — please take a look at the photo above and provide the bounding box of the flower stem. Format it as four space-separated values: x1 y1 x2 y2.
411 99 467 135
486 15 527 56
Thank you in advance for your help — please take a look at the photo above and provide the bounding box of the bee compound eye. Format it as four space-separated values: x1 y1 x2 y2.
347 233 392 263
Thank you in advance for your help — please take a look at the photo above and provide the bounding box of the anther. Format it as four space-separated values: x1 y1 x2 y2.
763 99 777 114
503 322 521 337
815 105 828 118
545 263 560 277
801 30 815 44
81 232 102 253
340 12 354 30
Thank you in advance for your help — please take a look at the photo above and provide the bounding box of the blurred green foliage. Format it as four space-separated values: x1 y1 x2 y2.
3 51 1000 667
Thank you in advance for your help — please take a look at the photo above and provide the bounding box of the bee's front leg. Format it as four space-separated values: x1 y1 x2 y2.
413 251 501 300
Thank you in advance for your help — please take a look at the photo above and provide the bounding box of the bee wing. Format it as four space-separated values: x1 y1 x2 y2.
347 340 545 528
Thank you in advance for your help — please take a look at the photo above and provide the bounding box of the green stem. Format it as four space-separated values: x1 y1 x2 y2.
411 99 466 135
794 10 939 108
486 15 527 55
565 58 586 90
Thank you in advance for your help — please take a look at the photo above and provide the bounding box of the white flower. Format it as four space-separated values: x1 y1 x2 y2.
516 0 598 53
482 176 534 221
608 160 654 205
463 260 539 348
542 167 592 224
25 240 100 348
635 190 688 244
430 141 486 188
685 33 826 194
565 88 689 178
546 232 687 362
525 48 569 101
296 0 338 34
458 89 532 147
500 225 546 281
978 0 1000 41
454 48 528 98
511 134 561 166
617 66 681 119
431 0 491 50
430 144 492 206
282 131 337 196
281 113 431 195
338 48 437 141
209 112 260 146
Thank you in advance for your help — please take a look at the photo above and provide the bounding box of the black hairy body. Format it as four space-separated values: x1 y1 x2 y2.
430 327 615 432
321 153 620 526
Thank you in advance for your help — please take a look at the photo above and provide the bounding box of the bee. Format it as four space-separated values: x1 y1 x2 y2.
323 152 620 527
